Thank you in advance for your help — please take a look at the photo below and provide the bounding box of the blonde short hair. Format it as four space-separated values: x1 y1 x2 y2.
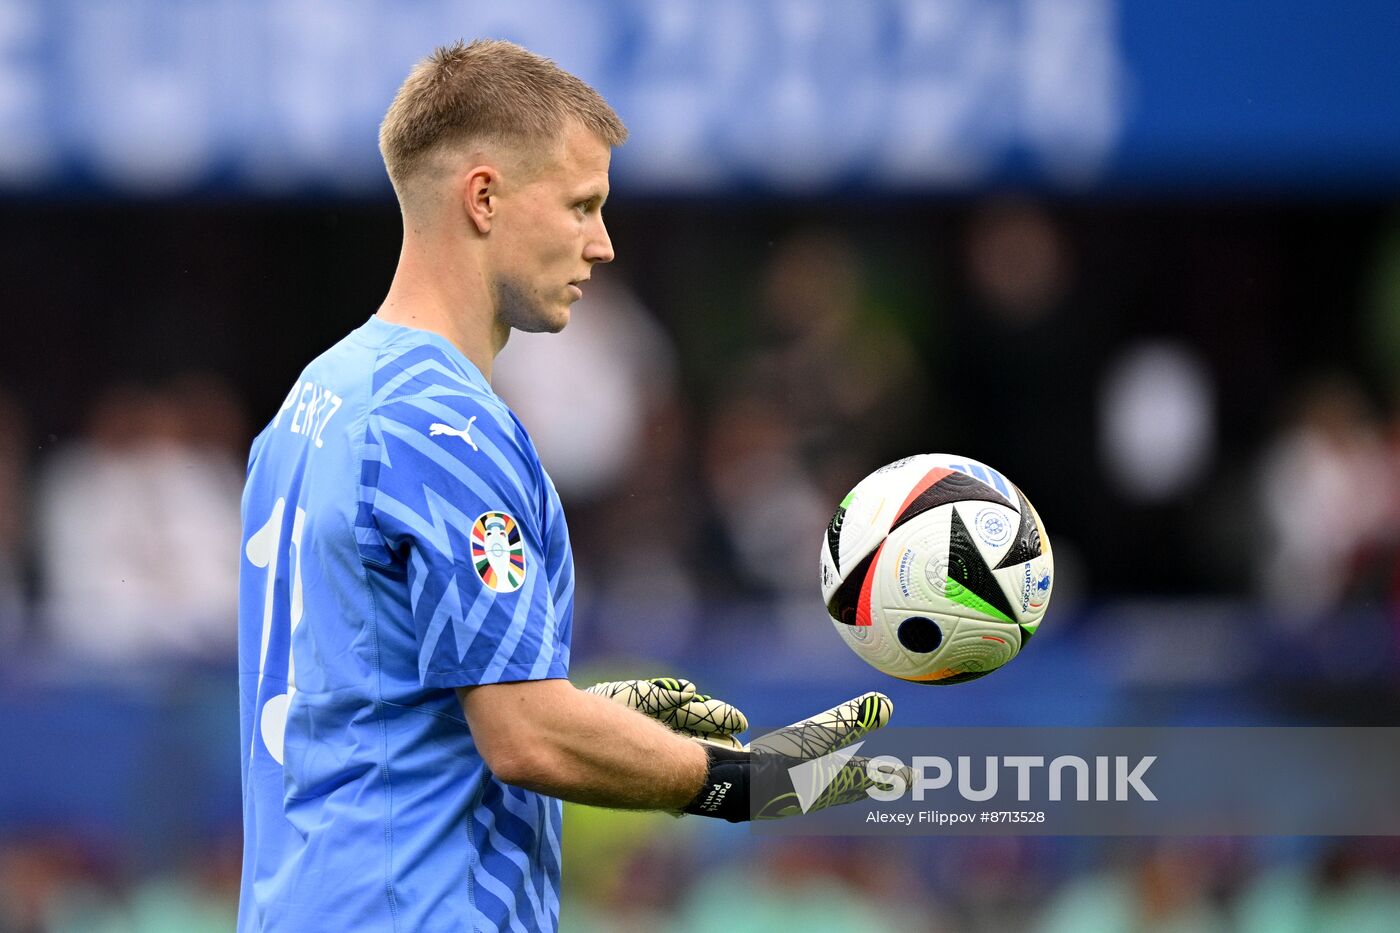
379 39 627 201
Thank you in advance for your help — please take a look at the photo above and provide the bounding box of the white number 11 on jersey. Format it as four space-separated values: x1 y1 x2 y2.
245 497 305 765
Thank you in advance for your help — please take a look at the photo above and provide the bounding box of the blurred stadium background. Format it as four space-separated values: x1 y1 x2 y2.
2 1 1400 930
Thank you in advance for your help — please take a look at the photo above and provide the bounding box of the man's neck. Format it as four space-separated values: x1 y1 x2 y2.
376 235 503 381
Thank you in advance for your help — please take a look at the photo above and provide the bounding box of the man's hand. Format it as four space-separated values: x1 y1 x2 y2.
683 691 910 821
585 677 748 749
748 691 905 818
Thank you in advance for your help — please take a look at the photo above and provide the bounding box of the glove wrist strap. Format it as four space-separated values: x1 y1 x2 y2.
682 743 751 822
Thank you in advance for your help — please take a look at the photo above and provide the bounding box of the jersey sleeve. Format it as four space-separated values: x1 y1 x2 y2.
360 388 566 689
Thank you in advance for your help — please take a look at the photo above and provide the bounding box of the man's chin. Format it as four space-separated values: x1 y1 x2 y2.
543 305 571 333
505 305 570 335
496 282 572 335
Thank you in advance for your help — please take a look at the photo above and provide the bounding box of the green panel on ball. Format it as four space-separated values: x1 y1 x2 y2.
945 579 1014 624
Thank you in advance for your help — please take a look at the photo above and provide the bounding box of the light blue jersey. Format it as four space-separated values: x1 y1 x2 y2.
238 316 574 932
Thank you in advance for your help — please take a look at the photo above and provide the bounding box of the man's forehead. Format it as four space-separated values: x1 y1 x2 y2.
549 122 613 176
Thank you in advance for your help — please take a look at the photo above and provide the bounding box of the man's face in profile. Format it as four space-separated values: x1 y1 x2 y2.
491 122 615 336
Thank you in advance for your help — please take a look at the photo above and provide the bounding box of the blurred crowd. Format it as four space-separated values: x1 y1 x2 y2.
5 821 1400 932
0 833 239 933
0 377 245 662
3 209 1400 664
2 207 1400 929
559 831 1400 933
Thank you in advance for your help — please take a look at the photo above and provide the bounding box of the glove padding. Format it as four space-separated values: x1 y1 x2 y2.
749 690 906 819
683 691 910 821
585 677 749 749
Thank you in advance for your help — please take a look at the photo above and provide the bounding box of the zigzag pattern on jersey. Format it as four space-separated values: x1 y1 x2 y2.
357 342 561 685
364 339 569 933
473 781 560 931
371 343 478 397
358 346 495 565
241 323 572 933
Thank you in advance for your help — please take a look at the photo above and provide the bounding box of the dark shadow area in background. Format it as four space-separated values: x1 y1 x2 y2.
0 199 1387 599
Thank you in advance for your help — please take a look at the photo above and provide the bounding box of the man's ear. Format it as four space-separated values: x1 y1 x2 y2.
463 165 496 234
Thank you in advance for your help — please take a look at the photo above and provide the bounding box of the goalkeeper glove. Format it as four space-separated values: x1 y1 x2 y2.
585 677 749 749
682 691 908 822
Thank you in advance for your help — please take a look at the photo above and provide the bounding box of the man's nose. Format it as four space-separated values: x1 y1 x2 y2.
584 219 614 264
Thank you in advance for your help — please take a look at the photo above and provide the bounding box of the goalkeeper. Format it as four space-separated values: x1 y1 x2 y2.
236 38 902 933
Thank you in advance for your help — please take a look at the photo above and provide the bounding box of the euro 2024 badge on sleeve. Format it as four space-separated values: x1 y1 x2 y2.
471 512 526 593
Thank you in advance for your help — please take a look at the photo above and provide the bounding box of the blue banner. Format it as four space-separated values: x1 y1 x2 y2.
0 0 1396 196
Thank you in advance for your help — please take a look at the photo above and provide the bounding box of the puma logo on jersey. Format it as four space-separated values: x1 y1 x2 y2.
428 418 479 451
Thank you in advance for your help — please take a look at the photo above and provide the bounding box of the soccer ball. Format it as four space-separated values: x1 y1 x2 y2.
820 454 1052 684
